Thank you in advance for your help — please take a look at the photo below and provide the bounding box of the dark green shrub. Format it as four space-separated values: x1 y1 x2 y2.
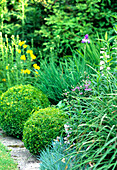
23 107 68 155
0 84 50 138
0 0 116 59
38 0 117 58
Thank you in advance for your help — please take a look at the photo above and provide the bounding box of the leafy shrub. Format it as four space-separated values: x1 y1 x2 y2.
0 0 117 58
0 84 50 138
38 0 117 58
0 0 46 50
23 107 68 155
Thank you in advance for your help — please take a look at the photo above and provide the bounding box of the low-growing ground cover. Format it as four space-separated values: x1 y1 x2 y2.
0 141 17 170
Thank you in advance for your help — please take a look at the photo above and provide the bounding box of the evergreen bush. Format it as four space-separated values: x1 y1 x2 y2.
0 84 50 138
23 107 68 155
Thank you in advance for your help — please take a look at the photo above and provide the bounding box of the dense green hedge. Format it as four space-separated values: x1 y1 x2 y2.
23 107 68 155
0 84 50 138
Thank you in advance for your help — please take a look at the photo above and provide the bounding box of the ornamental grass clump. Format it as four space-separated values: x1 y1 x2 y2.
0 84 50 139
23 107 69 155
64 96 117 170
39 136 74 170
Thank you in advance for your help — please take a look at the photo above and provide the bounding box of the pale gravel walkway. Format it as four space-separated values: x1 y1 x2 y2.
0 128 41 170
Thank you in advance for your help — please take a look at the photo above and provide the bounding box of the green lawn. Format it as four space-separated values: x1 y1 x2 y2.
0 141 18 170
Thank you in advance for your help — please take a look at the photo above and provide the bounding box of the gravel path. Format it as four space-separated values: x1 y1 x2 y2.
0 128 41 170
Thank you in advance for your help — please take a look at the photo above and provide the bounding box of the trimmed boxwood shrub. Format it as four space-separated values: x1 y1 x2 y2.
0 84 50 138
23 107 68 155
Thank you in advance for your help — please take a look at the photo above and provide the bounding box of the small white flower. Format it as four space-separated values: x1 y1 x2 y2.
64 137 68 141
64 140 70 144
64 124 70 128
112 47 117 49
100 56 104 59
106 55 110 58
61 158 65 163
100 61 105 65
101 48 107 50
107 67 110 70
100 51 105 54
100 66 104 70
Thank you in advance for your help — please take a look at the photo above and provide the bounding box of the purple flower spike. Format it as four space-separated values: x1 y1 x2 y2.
81 35 90 43
89 81 91 84
81 39 85 43
71 88 76 91
85 34 89 39
84 84 89 89
76 86 80 90
80 92 83 95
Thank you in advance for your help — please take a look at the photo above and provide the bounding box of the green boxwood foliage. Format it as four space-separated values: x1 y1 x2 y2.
0 84 50 138
23 107 68 155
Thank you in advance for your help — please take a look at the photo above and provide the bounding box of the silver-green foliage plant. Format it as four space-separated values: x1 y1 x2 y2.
39 137 74 170
0 84 50 138
23 107 68 155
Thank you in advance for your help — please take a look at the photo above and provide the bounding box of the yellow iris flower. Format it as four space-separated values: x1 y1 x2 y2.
33 64 40 70
19 41 25 46
30 54 36 60
20 55 26 61
6 66 8 70
26 50 33 54
23 45 28 49
2 78 6 82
